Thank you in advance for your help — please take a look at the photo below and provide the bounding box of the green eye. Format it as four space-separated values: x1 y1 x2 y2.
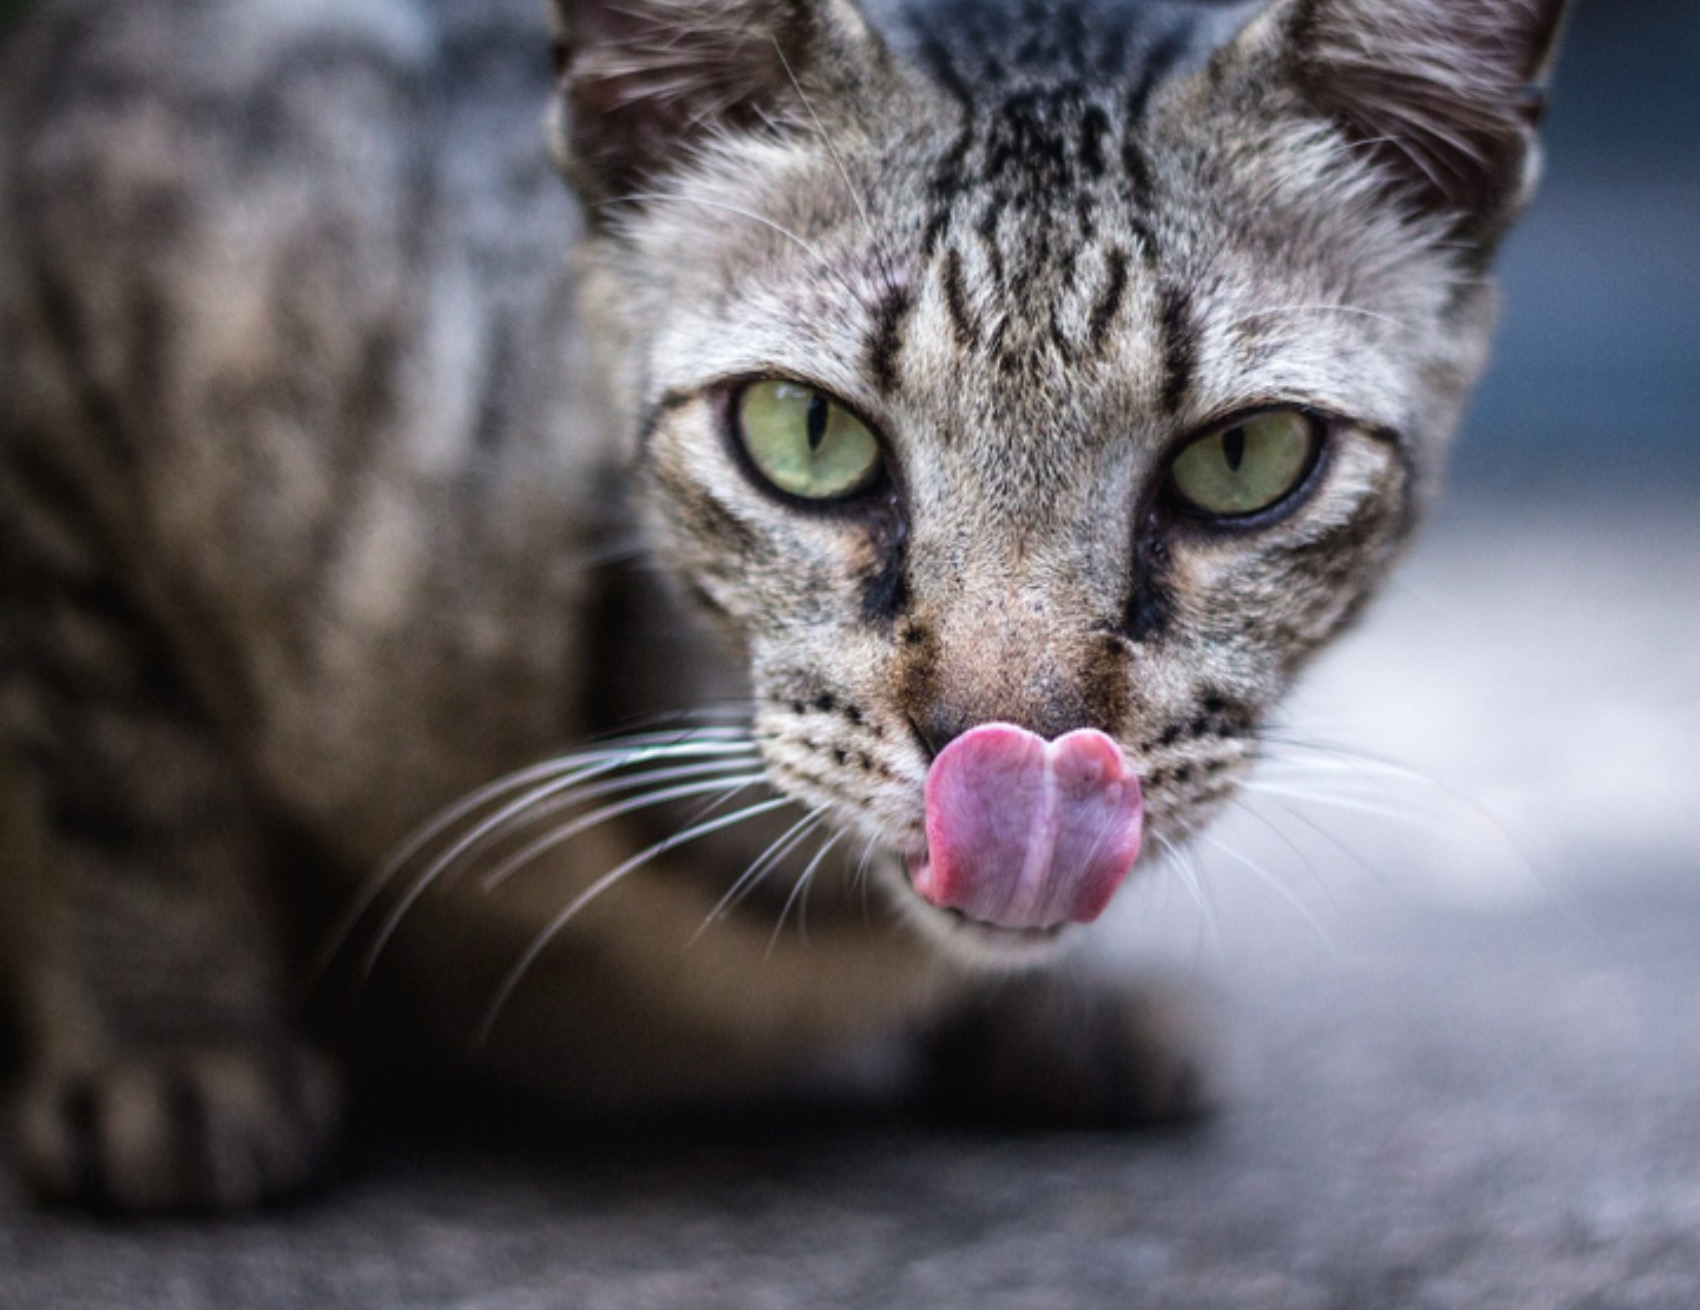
736 381 883 502
1169 411 1320 518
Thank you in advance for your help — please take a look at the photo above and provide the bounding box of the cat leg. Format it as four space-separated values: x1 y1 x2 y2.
1 551 340 1212
917 971 1215 1130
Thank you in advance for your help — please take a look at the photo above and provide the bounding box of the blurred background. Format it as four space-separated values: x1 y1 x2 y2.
1461 0 1700 497
3 1 1699 1306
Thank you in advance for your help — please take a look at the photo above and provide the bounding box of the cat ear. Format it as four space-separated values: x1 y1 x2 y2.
1253 0 1570 244
547 0 882 216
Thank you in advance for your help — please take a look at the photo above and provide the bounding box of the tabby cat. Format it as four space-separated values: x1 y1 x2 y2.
0 0 1567 1210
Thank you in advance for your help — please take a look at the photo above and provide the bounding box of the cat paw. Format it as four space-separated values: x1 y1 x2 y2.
919 978 1215 1130
13 1042 343 1212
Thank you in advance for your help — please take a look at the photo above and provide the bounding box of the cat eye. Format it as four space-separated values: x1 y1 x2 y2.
734 381 884 502
1167 410 1321 520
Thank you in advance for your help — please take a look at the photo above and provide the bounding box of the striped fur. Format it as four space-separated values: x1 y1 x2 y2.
0 0 1566 1209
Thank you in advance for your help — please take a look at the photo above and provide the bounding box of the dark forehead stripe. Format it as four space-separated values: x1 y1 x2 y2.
893 0 1245 375
1087 245 1132 351
903 0 1221 235
939 245 979 348
1157 281 1198 415
1122 21 1194 122
898 0 1221 92
864 280 915 395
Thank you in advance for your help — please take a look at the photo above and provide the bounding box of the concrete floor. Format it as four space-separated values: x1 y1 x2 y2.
4 491 1699 1309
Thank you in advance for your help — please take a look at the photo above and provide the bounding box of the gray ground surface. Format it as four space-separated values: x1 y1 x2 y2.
4 493 1699 1309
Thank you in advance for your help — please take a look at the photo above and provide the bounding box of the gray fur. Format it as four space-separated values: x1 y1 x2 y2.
0 0 1566 1209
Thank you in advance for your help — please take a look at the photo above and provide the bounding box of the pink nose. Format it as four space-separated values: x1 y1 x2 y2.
908 723 1144 931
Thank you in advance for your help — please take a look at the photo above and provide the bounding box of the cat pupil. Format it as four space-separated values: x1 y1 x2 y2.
806 394 828 454
1223 427 1246 473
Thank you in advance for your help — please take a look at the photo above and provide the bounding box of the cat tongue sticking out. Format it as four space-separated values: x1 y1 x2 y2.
910 725 1143 931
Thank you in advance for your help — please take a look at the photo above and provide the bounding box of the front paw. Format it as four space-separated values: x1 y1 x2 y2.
14 1041 343 1212
920 977 1215 1129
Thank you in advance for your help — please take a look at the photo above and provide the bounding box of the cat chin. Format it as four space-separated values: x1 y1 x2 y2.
873 860 1082 971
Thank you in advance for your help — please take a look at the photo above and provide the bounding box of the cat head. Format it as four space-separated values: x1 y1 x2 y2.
550 0 1567 962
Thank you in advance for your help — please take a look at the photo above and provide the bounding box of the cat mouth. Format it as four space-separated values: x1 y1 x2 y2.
904 724 1144 934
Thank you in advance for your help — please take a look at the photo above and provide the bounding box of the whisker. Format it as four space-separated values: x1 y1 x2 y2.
614 191 832 264
1254 731 1528 852
1243 774 1534 897
590 704 757 738
767 828 847 957
1257 731 1499 804
1153 831 1220 949
361 759 759 970
769 36 876 240
355 763 763 985
416 742 757 900
380 729 752 884
607 179 876 314
856 831 888 921
474 794 796 1045
1245 727 1543 899
834 830 886 926
1251 761 1478 819
1196 830 1340 956
574 536 651 571
691 806 827 944
468 755 765 873
477 771 772 894
1239 778 1474 838
1223 795 1345 920
309 729 755 985
1222 303 1411 334
1238 792 1380 887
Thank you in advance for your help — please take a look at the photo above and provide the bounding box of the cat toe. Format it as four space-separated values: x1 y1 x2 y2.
13 1042 344 1213
920 979 1216 1130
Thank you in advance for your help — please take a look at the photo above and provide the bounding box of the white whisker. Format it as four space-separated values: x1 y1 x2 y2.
311 729 757 985
767 828 847 957
615 191 831 264
1196 831 1340 956
1238 793 1379 887
475 794 796 1045
574 536 651 571
1225 796 1344 919
1241 779 1469 837
1153 831 1220 950
467 755 764 872
1256 730 1529 852
691 806 827 944
414 742 757 899
770 36 874 239
356 759 762 981
1223 303 1411 334
477 771 772 894
591 705 757 737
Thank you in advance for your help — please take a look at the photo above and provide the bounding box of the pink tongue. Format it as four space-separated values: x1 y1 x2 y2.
910 724 1143 931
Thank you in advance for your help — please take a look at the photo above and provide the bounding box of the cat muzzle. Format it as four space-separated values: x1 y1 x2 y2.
908 724 1143 931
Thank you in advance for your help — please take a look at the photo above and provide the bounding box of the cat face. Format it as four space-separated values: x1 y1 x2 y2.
558 0 1566 960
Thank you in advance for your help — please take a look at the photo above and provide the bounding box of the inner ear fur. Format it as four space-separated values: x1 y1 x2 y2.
1243 0 1571 246
548 0 886 216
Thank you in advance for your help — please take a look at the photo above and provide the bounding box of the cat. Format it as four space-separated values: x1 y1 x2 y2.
0 0 1568 1211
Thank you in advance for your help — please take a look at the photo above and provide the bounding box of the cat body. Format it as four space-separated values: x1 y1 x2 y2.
0 0 1566 1209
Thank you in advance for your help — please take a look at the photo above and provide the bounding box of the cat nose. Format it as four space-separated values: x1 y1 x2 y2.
910 697 1100 761
908 711 954 761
